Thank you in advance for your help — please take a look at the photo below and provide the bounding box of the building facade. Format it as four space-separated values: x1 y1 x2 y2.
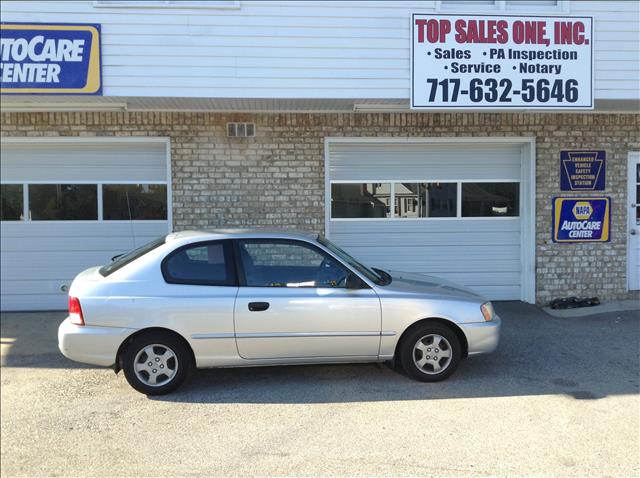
1 1 639 310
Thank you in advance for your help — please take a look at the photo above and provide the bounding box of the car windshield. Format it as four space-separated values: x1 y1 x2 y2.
99 236 166 277
317 235 389 285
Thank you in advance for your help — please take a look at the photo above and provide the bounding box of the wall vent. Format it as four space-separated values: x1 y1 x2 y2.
227 122 255 137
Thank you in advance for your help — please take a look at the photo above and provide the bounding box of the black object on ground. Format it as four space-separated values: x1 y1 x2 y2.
549 297 601 310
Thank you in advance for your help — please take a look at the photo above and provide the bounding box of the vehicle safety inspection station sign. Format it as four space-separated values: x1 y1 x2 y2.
552 197 610 243
560 150 606 191
411 14 593 109
0 23 102 94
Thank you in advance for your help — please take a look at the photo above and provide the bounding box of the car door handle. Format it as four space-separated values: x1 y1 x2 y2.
248 302 270 312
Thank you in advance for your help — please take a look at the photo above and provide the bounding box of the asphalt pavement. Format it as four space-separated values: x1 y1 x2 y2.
1 301 639 477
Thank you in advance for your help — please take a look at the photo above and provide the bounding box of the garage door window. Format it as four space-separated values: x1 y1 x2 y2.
103 184 167 220
332 181 519 219
29 184 97 220
331 183 391 218
462 183 520 217
0 184 23 221
395 183 457 218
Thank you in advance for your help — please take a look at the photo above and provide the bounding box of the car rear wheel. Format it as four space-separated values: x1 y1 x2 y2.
399 323 461 382
122 331 191 395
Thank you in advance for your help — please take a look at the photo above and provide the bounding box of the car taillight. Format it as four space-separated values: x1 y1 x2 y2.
69 296 85 326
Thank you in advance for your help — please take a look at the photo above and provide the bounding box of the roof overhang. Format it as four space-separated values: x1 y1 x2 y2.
1 96 638 114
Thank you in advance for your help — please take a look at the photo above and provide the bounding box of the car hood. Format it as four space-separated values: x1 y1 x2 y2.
378 270 485 301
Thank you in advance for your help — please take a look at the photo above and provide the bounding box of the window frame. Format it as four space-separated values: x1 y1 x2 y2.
330 180 520 221
461 181 521 218
0 183 25 221
435 0 569 13
0 181 169 223
161 240 238 287
233 238 359 289
28 183 99 221
102 183 168 221
93 0 240 9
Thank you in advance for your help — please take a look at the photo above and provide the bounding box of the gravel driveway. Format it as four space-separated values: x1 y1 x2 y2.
1 302 639 477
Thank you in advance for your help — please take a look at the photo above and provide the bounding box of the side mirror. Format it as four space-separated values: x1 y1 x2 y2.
346 273 364 290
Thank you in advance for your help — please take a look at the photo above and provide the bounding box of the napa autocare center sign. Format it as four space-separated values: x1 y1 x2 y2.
411 14 593 109
0 23 102 94
552 197 610 243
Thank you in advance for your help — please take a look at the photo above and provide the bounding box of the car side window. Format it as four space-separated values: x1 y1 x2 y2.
162 240 236 286
237 240 349 288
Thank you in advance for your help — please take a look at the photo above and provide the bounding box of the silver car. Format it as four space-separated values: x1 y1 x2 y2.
58 230 501 395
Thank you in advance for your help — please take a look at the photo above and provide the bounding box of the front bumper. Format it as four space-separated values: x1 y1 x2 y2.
460 314 501 356
58 317 133 367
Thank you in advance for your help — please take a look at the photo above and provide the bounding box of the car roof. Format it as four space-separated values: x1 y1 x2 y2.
165 229 319 244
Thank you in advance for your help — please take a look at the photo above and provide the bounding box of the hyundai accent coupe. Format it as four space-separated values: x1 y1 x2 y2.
58 230 501 395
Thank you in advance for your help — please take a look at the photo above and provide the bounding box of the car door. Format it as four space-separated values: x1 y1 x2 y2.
233 238 382 359
160 240 239 365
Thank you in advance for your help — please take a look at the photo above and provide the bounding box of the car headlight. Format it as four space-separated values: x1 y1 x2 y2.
481 302 495 322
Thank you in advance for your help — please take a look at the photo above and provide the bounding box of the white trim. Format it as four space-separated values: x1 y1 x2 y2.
0 180 168 185
0 137 170 145
628 151 640 291
330 179 520 183
389 183 396 219
329 217 520 222
326 136 534 145
324 138 331 237
165 139 173 233
521 140 536 304
97 184 104 221
324 136 537 303
22 183 28 222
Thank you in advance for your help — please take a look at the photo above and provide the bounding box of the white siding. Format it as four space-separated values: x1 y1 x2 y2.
1 0 637 101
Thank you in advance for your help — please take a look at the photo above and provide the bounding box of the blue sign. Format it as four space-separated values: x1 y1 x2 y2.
552 197 611 243
0 23 102 95
560 150 605 191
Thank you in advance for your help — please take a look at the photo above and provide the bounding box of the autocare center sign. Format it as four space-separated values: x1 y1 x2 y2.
411 14 593 109
0 23 102 95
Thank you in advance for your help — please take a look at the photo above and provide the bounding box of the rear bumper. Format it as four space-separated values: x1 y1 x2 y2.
460 315 501 356
58 317 133 367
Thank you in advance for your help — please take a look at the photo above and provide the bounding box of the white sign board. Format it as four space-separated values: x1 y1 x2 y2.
411 14 593 109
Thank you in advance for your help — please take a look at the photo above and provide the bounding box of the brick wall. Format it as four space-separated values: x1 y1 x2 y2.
2 111 639 303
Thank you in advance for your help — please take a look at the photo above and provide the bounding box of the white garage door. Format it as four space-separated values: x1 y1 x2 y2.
326 139 534 302
0 139 171 311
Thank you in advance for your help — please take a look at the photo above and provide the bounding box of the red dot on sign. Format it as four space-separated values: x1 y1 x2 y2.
585 39 589 45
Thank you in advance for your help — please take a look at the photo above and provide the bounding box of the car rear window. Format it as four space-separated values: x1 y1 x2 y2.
99 237 166 277
161 240 236 286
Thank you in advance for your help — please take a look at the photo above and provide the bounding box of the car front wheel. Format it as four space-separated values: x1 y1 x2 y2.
399 323 461 382
122 331 191 395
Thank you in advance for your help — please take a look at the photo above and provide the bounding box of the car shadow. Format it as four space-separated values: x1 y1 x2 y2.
154 302 639 403
2 302 639 401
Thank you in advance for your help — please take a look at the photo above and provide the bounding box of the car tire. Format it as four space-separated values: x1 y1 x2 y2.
122 331 192 395
399 323 462 382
